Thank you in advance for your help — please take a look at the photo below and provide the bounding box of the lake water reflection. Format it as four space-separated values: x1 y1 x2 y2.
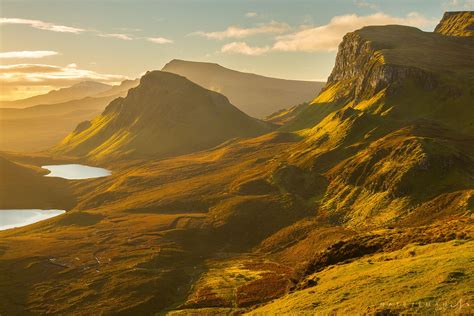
0 209 66 231
42 164 111 180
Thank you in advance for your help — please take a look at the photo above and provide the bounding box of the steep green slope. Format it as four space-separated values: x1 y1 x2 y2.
250 239 474 315
53 71 272 161
285 24 474 132
162 59 324 118
279 23 474 227
435 11 474 36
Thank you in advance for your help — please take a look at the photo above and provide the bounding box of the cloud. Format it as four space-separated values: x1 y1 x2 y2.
0 63 128 100
220 12 435 56
0 50 59 59
0 63 126 89
0 17 84 33
221 42 270 56
0 17 176 46
245 12 258 18
114 27 142 32
354 0 379 10
98 33 133 40
0 64 61 73
273 12 435 53
193 21 290 39
147 37 174 44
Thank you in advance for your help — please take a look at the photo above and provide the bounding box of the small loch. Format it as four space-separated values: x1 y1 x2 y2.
0 165 111 231
0 209 66 231
42 164 111 180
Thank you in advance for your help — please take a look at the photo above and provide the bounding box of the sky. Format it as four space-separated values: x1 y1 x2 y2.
0 0 473 101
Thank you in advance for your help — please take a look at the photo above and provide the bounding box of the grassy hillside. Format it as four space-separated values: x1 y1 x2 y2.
53 71 272 162
250 238 474 315
275 24 474 229
435 11 474 36
162 59 325 118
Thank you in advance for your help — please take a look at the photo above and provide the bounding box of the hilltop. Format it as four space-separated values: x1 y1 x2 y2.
53 71 272 161
162 59 324 118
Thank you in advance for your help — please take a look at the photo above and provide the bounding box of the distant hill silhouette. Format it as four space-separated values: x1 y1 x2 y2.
0 81 112 109
162 59 325 118
0 79 139 152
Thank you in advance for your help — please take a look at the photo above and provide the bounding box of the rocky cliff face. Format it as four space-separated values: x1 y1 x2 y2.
286 14 474 227
325 26 437 104
434 11 474 36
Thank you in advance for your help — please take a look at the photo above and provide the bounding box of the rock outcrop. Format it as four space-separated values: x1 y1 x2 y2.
326 26 440 103
285 13 474 227
434 11 474 36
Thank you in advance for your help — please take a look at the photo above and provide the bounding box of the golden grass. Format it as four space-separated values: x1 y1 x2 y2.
248 240 474 315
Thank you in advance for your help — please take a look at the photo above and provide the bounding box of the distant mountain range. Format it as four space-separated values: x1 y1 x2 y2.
0 79 139 152
0 81 112 109
162 59 325 118
0 62 324 152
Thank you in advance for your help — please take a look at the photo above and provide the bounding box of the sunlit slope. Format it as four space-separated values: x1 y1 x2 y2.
435 11 474 36
285 24 474 132
228 22 474 313
277 23 474 227
249 239 474 315
53 71 272 162
162 59 324 118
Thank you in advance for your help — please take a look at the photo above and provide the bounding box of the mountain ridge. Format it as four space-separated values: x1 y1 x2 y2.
53 71 272 161
0 81 112 108
162 59 325 118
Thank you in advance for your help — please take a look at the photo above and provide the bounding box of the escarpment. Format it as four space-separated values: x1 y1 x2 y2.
284 19 474 227
325 26 441 104
435 11 474 37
